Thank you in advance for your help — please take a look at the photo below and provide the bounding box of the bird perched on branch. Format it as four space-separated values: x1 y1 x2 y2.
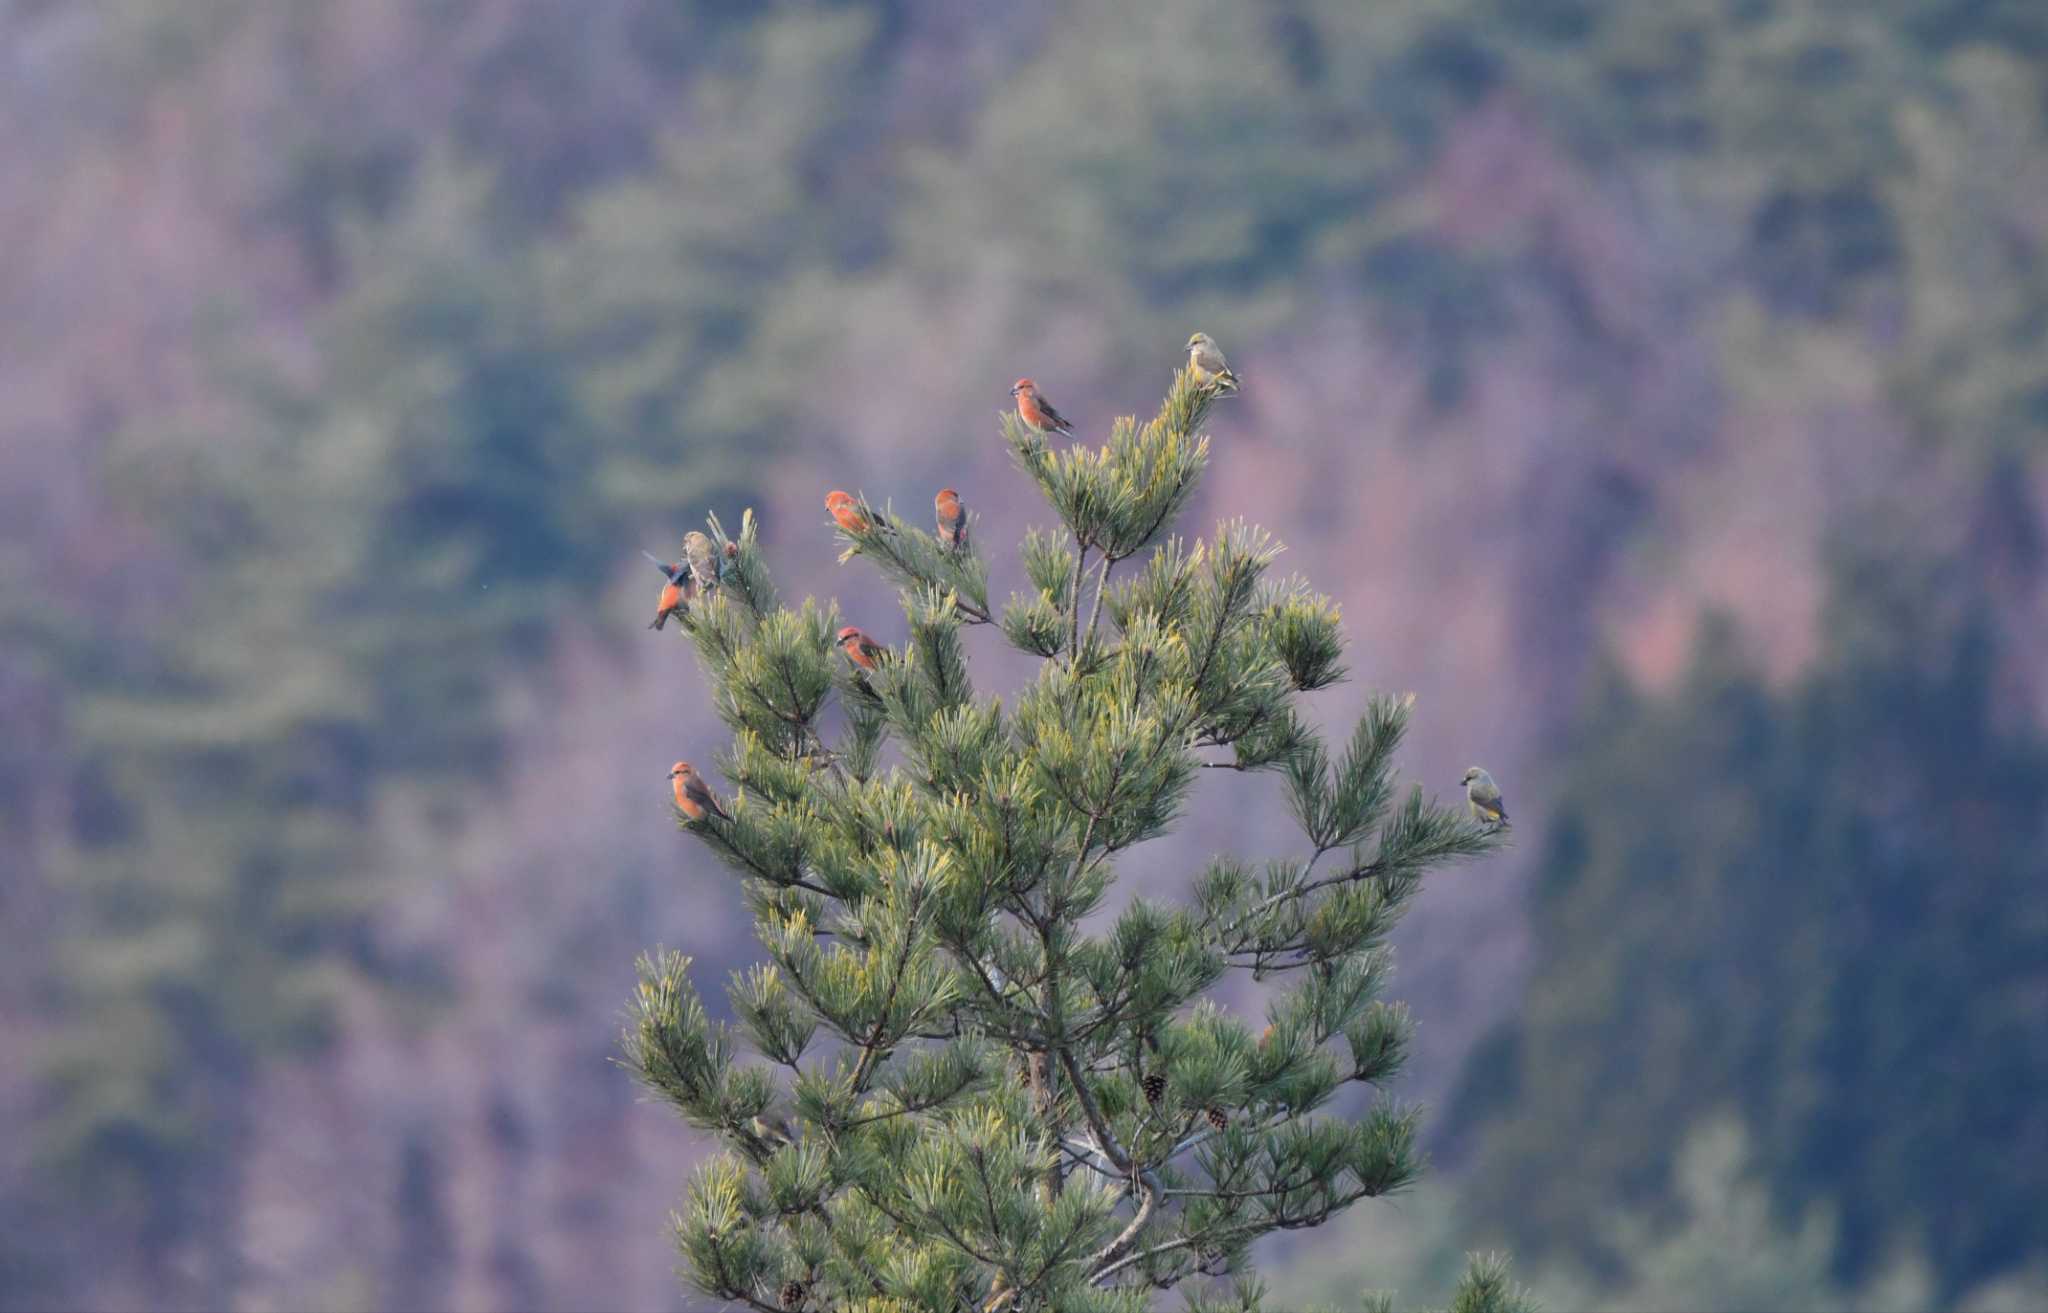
643 551 696 630
934 487 968 552
825 490 872 535
748 1113 796 1151
670 761 730 822
835 625 888 672
1185 332 1240 394
682 530 720 594
1010 378 1075 436
1461 767 1508 828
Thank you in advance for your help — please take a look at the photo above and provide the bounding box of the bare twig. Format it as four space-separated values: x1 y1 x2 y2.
1081 554 1113 653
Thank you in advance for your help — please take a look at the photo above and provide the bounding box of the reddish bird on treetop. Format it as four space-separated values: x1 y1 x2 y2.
934 487 968 551
835 625 887 672
1010 378 1075 436
643 550 695 630
825 490 872 535
669 761 730 822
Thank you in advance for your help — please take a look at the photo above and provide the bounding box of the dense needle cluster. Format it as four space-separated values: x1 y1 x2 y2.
620 363 1519 1312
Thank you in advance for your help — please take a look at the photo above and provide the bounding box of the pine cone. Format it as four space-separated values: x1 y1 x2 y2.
1141 1072 1167 1107
1205 1105 1229 1132
780 1278 806 1310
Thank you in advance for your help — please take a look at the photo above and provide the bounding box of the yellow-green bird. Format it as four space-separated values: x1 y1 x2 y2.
682 530 720 594
1461 767 1508 828
1186 332 1240 394
748 1113 796 1150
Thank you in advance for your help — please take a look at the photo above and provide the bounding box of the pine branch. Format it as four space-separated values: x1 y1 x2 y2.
1083 1169 1160 1274
848 924 921 1094
1081 554 1114 655
1066 544 1089 662
1088 1181 1383 1288
1055 1046 1130 1173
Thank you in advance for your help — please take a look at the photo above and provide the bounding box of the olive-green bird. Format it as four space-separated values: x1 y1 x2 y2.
748 1113 796 1150
682 530 720 594
1461 767 1508 828
1186 331 1240 393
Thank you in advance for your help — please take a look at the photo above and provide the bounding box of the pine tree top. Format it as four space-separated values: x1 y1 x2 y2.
621 366 1517 1312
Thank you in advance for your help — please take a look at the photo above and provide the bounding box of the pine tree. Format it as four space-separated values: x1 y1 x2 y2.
621 367 1523 1312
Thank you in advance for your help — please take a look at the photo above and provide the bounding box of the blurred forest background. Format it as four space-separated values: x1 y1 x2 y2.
3 1 2045 1310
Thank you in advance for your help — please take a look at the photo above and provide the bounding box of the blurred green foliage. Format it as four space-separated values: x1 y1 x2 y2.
19 3 902 1283
1450 522 2048 1299
1279 1118 2048 1312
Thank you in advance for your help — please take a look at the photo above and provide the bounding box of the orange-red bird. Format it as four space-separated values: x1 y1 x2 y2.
825 490 872 535
669 761 730 822
1010 379 1075 436
835 625 888 672
643 551 696 629
934 487 968 551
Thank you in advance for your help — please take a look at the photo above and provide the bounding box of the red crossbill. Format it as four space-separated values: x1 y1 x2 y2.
1461 767 1508 828
670 761 730 822
1185 332 1240 393
1010 378 1075 436
835 625 888 672
643 551 696 629
682 530 720 593
748 1113 796 1150
825 490 872 535
934 487 968 551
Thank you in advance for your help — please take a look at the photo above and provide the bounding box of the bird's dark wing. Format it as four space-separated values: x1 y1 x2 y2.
686 777 730 820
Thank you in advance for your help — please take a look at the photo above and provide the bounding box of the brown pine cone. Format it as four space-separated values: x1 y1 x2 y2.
1205 1106 1229 1132
780 1278 806 1309
1141 1072 1167 1107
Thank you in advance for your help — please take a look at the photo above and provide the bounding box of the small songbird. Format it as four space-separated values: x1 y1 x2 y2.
934 487 968 552
835 625 888 672
643 551 696 630
682 530 720 593
670 761 731 822
1010 378 1075 436
748 1113 796 1150
825 490 872 535
1461 767 1509 828
1185 332 1240 393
